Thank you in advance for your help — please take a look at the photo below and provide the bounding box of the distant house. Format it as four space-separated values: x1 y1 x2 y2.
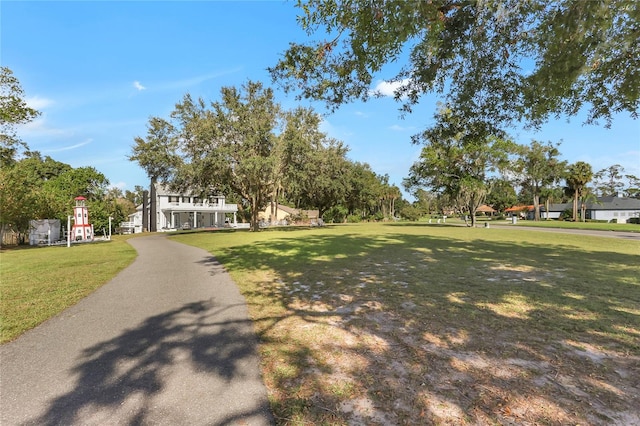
509 197 640 223
505 205 534 219
258 203 320 225
122 183 239 232
476 205 496 215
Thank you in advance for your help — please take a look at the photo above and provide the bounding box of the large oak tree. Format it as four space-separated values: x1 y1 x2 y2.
131 81 349 231
404 109 516 227
514 141 567 221
1 67 40 166
270 0 638 128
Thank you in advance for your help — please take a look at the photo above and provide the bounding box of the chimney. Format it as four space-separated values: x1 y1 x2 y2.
142 190 149 232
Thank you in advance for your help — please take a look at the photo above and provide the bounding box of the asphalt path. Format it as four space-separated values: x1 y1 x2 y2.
485 223 640 241
0 234 274 426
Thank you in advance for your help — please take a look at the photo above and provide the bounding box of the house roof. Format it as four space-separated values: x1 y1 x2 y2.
275 204 299 215
544 197 640 212
268 203 319 219
153 182 226 198
592 196 640 210
476 204 496 213
505 205 534 212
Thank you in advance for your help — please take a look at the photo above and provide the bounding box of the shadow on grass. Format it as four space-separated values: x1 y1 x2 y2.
212 230 640 424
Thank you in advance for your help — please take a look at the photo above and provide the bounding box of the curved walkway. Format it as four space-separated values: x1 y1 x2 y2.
0 234 274 426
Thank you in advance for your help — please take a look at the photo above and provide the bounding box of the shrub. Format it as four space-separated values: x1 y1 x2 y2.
347 214 362 223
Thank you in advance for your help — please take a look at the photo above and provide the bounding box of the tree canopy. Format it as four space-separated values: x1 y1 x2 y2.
565 161 593 221
270 0 639 128
0 153 125 242
404 108 516 226
514 141 566 220
1 67 40 166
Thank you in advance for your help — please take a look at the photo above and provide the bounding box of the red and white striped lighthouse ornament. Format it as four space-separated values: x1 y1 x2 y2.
71 196 93 241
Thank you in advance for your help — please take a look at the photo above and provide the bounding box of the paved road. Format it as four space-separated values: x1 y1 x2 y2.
1 234 274 426
486 223 640 240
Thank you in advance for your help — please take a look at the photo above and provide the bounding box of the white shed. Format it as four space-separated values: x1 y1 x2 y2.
29 219 61 245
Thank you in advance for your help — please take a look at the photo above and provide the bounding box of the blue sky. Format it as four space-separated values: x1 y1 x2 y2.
3 1 639 199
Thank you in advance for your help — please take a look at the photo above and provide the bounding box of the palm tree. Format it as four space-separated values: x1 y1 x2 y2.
540 186 564 220
565 161 593 221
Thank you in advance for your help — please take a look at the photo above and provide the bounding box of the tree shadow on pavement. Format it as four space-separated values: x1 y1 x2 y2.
28 300 272 425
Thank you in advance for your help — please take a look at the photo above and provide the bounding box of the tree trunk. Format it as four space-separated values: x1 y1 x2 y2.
149 178 157 232
470 208 477 227
251 196 260 231
545 198 550 220
572 192 579 221
533 193 541 221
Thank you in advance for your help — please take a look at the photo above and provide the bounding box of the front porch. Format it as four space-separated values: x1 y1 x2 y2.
159 209 238 231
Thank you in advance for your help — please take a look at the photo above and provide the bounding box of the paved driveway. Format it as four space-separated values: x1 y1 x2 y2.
487 224 640 240
1 234 274 426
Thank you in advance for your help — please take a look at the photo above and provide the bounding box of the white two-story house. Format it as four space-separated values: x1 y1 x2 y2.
125 183 239 232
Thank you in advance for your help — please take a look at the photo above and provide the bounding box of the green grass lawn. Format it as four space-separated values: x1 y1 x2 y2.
172 223 640 425
0 236 137 343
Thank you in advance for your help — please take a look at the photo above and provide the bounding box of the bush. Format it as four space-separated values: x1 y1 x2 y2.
629 217 640 224
324 206 348 223
347 214 362 223
399 205 422 221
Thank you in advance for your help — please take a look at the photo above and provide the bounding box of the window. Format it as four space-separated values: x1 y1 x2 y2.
168 196 179 203
182 196 190 203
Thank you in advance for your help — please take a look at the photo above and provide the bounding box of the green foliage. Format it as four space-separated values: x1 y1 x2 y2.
287 137 351 217
485 178 517 212
565 161 594 221
0 153 120 240
398 204 422 221
593 164 626 197
129 117 182 182
131 81 402 229
271 0 639 128
322 205 348 223
514 140 567 220
405 108 517 226
0 67 40 166
346 214 362 223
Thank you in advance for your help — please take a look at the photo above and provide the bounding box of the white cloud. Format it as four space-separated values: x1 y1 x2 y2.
160 68 243 91
389 124 417 132
19 116 73 139
44 139 92 153
371 79 411 97
133 81 146 91
26 96 55 110
354 111 369 118
110 181 127 190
